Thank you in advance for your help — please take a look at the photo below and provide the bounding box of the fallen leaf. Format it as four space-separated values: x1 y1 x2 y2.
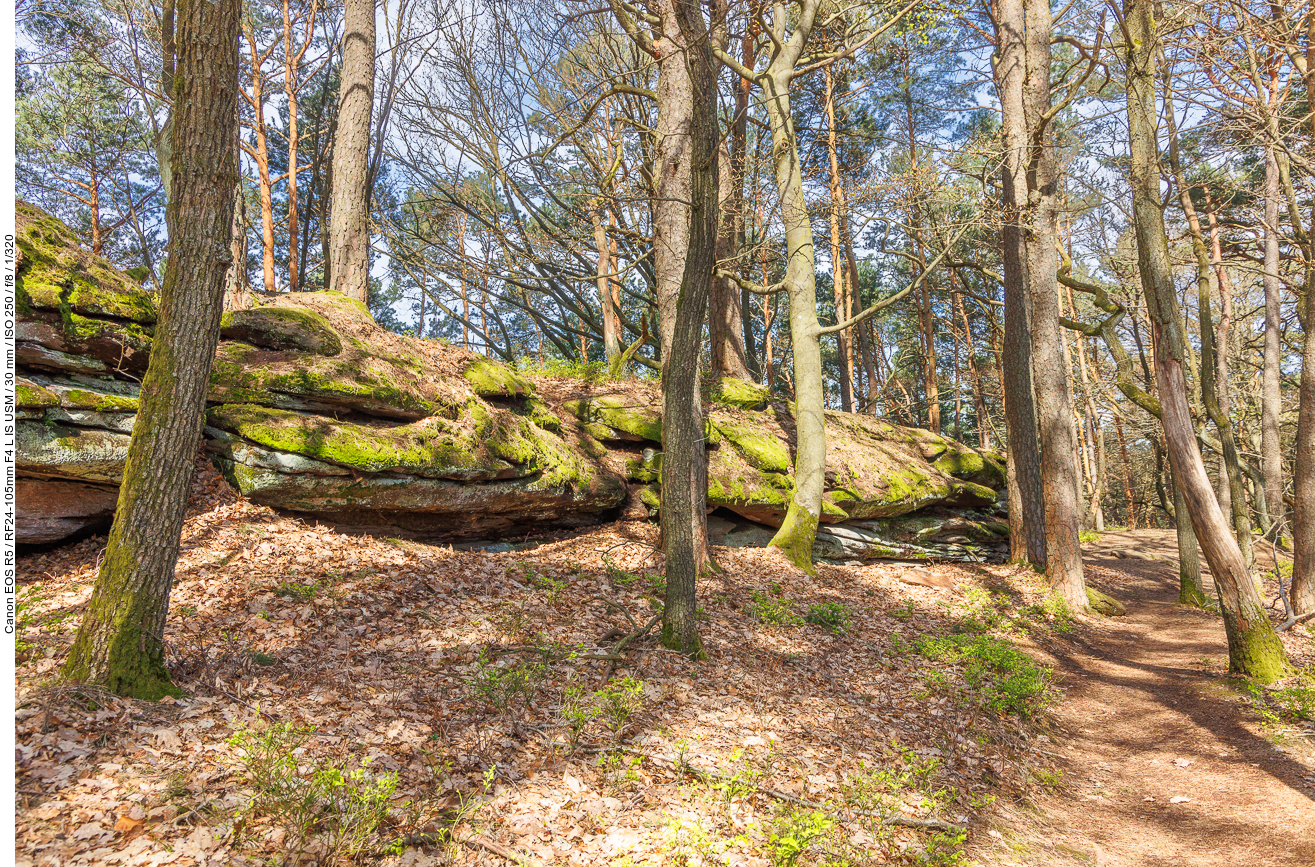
114 815 144 833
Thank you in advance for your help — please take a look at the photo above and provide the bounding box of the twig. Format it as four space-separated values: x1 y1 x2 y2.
463 834 545 867
635 750 966 833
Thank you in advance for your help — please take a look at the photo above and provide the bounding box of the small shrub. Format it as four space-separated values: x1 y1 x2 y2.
594 675 645 742
467 657 545 731
229 723 397 864
560 681 597 749
915 635 1054 717
272 581 318 599
805 602 850 634
766 807 835 867
747 591 803 627
1078 530 1102 544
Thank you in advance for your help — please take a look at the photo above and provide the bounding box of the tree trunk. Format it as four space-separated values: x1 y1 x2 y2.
327 0 375 303
761 62 826 572
63 0 240 699
991 0 1046 570
1022 0 1086 609
1124 0 1289 679
824 64 854 413
282 0 305 293
653 0 719 659
592 204 623 366
1115 413 1136 529
1293 36 1315 617
1171 464 1207 608
711 139 752 380
1261 145 1286 543
243 27 278 294
1163 88 1254 567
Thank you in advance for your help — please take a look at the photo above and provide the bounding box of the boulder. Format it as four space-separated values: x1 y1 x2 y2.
14 202 1007 553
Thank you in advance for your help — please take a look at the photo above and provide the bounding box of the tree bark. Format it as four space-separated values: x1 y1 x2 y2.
63 0 240 699
1261 145 1285 542
991 0 1046 570
1292 27 1315 616
1021 0 1086 609
1124 0 1288 679
1163 84 1253 568
824 64 854 412
654 0 721 659
711 138 752 380
757 18 827 573
1171 463 1207 607
327 0 375 303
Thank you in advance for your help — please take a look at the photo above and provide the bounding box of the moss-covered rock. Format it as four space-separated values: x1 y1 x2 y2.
221 306 343 356
712 416 791 473
208 342 445 420
564 396 662 443
714 377 771 410
16 379 59 409
465 358 534 398
17 421 132 484
207 403 520 481
16 202 158 324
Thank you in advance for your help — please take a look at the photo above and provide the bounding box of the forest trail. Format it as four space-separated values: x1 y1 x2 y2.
977 532 1315 866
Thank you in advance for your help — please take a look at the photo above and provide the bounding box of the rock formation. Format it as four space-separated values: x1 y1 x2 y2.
15 202 1009 562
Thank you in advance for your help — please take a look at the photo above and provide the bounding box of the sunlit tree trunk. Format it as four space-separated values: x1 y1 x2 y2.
1261 145 1285 541
1021 0 1086 608
63 0 240 698
327 0 375 302
991 0 1046 570
1293 34 1315 615
1124 0 1289 679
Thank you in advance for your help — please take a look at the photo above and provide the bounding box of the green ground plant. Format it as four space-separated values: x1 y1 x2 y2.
747 591 803 627
765 806 835 867
805 602 851 634
229 723 397 864
915 635 1054 718
466 657 545 734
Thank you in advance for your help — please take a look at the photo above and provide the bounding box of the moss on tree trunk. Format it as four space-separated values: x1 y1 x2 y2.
62 0 240 700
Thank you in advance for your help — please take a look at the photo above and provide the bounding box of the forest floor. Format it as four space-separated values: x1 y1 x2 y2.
969 531 1315 867
12 464 1315 867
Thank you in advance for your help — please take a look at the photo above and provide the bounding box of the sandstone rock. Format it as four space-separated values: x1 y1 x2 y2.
14 202 1008 551
221 306 343 356
17 477 119 544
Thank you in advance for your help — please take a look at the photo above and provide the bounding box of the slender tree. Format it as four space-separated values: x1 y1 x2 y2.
327 0 374 301
62 0 241 699
1123 0 1289 680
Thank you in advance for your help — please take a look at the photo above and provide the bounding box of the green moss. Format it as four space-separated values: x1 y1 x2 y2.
63 312 153 352
564 396 662 443
1086 588 1127 616
16 380 59 409
639 485 661 511
821 498 850 520
932 448 985 478
208 343 438 418
714 377 770 410
464 358 534 398
15 202 159 325
208 403 492 477
625 458 659 483
221 306 343 356
769 502 819 575
524 397 561 432
62 389 140 412
714 419 791 473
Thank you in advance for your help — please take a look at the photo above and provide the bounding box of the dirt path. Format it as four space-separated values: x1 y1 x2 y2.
975 533 1315 867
